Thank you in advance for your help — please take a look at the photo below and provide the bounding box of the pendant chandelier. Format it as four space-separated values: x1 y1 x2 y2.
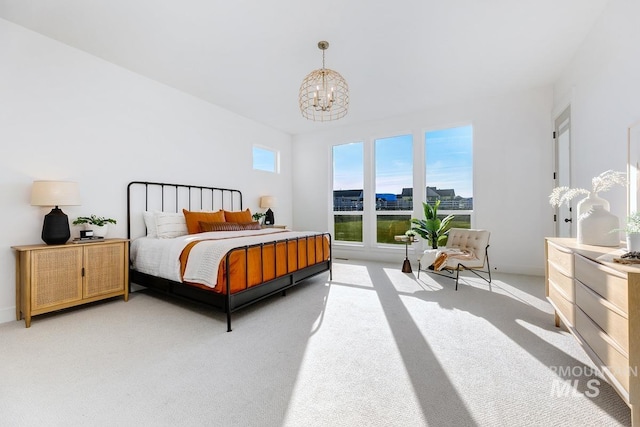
299 41 349 122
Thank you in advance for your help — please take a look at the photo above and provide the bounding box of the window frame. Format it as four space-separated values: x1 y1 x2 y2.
252 145 279 173
373 133 415 246
329 123 474 250
424 124 474 230
331 141 365 246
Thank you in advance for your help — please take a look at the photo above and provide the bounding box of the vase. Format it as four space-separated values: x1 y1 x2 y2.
577 205 619 246
91 224 109 238
627 233 640 252
577 192 610 216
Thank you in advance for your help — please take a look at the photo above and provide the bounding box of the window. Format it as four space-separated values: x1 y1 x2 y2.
425 125 473 228
330 125 473 248
253 146 278 173
375 134 413 244
332 142 364 242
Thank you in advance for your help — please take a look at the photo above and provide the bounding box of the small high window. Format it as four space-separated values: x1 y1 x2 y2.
253 146 278 173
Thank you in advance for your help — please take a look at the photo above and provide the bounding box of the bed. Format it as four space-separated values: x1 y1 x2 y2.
127 181 332 331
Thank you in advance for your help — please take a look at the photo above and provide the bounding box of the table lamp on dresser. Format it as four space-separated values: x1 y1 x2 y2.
260 196 277 225
30 180 81 245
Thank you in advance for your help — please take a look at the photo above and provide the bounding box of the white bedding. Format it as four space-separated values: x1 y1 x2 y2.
130 229 324 289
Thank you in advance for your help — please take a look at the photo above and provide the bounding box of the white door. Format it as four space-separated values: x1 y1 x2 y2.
554 107 572 237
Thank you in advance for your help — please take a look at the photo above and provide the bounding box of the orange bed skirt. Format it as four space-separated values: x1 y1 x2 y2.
179 234 330 294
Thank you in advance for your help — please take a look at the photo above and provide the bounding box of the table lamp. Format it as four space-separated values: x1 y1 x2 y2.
31 181 81 245
260 196 276 225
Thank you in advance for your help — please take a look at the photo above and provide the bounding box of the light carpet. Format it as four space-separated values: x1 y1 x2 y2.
0 260 631 426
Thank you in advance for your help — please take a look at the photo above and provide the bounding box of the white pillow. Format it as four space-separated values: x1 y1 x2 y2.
142 211 158 238
154 212 188 238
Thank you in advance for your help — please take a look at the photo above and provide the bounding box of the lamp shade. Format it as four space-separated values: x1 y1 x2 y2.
31 181 80 245
260 196 276 208
31 181 81 207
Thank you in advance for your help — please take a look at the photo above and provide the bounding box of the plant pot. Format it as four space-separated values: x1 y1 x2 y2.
627 233 640 252
577 192 610 216
91 224 109 238
577 205 619 246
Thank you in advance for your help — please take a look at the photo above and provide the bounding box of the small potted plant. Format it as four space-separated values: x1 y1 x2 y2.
404 229 418 242
252 212 265 224
73 215 117 238
620 211 640 252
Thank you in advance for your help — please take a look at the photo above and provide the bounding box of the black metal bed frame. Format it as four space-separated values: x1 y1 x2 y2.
127 181 332 331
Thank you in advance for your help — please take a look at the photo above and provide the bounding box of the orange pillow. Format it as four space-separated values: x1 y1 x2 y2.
223 209 252 223
183 209 226 234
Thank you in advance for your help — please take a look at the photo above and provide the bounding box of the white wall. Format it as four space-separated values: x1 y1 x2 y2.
0 19 293 324
292 87 555 275
554 0 640 223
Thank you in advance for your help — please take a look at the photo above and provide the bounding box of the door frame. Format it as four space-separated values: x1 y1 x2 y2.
553 105 573 237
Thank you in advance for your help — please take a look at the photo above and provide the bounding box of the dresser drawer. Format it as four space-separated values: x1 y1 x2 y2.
547 241 573 276
575 308 629 393
548 281 574 327
548 261 574 301
574 254 628 314
575 280 628 354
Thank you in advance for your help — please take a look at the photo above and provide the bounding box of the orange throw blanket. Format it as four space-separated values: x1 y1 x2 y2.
432 249 475 271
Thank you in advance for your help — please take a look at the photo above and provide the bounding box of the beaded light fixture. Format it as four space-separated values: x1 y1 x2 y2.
299 41 349 122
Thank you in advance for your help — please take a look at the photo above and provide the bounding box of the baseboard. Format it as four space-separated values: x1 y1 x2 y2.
333 247 545 277
0 306 16 325
495 265 544 276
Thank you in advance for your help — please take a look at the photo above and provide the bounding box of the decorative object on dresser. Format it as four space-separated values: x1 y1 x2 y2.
260 196 276 226
72 214 117 238
30 180 81 245
12 238 129 327
618 211 640 252
127 181 331 332
545 238 639 425
251 212 265 224
578 205 619 246
299 40 349 122
549 170 626 244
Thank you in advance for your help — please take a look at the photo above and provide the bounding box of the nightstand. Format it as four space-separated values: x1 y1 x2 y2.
261 225 287 229
12 238 129 327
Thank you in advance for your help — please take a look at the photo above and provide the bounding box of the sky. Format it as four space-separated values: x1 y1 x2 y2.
253 146 277 172
333 125 473 198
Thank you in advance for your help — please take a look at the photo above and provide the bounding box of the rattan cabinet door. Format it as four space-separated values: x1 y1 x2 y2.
83 242 125 298
31 246 83 310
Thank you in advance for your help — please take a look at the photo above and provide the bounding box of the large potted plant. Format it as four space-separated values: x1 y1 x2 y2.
410 200 454 249
72 215 117 238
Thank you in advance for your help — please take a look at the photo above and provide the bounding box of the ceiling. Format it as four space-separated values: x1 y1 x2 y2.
0 0 610 135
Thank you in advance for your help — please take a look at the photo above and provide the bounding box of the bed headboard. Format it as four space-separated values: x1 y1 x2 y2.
127 181 243 240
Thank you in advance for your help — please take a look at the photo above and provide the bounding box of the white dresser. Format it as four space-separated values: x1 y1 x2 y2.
546 238 639 425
